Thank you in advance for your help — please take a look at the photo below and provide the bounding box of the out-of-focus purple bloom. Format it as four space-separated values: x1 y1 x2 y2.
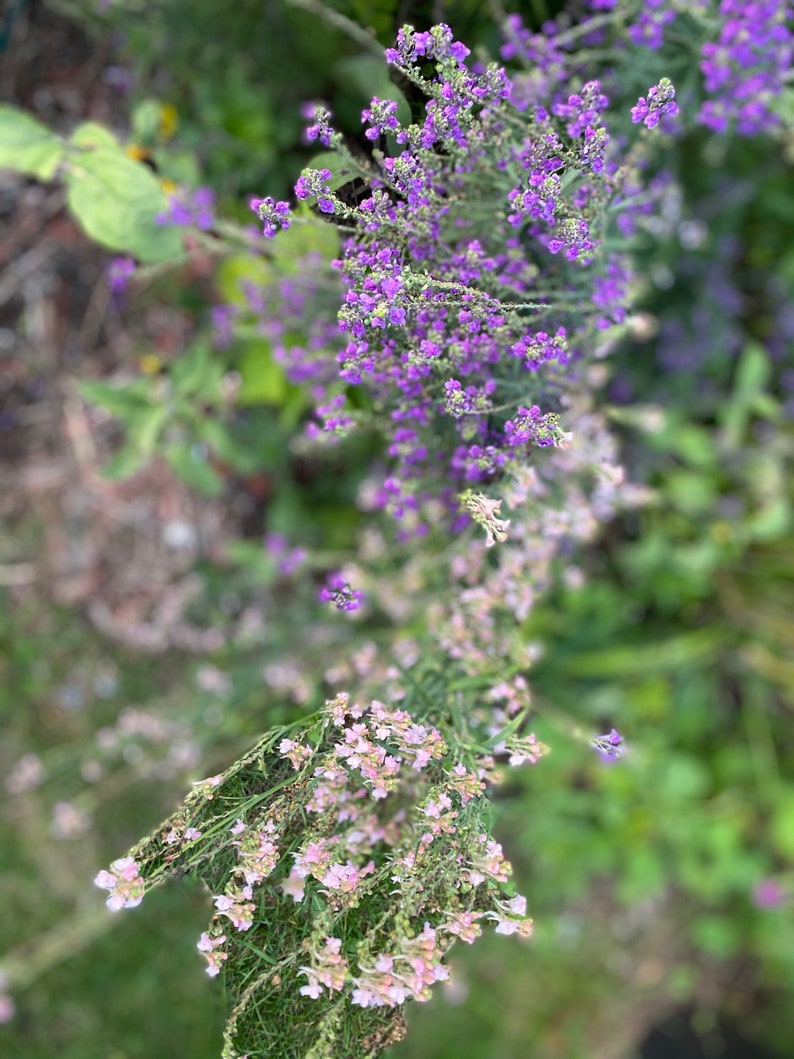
264 533 308 578
211 305 236 350
753 878 787 910
107 256 136 294
698 0 792 135
156 186 216 230
628 0 676 51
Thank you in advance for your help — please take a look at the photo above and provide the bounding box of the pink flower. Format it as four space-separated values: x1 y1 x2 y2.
753 878 787 910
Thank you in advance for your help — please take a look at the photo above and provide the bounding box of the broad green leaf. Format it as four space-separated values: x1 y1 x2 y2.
238 339 289 405
562 629 724 677
152 146 201 187
70 122 121 153
65 124 182 263
0 105 64 180
197 418 260 474
770 795 794 859
224 540 279 583
131 98 163 146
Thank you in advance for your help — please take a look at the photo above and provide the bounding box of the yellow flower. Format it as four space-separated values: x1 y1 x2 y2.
139 353 163 375
160 103 179 141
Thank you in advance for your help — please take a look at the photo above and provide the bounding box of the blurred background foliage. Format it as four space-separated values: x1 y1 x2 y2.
1 0 792 1058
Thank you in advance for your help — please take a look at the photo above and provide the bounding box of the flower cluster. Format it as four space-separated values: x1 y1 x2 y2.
631 78 680 130
251 195 291 237
102 686 535 1045
698 0 793 134
248 25 676 536
94 856 145 910
320 573 364 612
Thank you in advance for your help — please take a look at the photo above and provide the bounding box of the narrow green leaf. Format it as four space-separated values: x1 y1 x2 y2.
165 443 224 496
79 378 154 418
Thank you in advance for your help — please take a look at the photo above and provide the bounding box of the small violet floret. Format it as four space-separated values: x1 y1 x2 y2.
631 78 679 129
592 729 625 760
320 573 364 612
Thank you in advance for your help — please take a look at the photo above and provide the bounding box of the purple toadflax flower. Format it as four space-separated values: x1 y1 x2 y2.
592 728 625 760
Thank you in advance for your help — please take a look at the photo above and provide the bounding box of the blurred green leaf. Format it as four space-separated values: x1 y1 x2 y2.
334 55 412 127
238 339 289 405
770 795 794 860
80 378 153 417
131 98 164 146
170 343 222 399
65 123 182 263
0 105 64 180
164 443 224 496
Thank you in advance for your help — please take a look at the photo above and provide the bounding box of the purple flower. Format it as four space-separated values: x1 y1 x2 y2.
156 186 216 229
252 196 291 238
106 256 136 294
752 878 787 910
320 573 364 612
301 102 334 147
362 98 400 141
631 78 679 130
592 729 625 760
698 0 792 135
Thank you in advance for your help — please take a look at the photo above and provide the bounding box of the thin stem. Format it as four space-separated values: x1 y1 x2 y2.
284 0 384 57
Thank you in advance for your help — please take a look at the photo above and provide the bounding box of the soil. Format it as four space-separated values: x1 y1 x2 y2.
1 2 237 651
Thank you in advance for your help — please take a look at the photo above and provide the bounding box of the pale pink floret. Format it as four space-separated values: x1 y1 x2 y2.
94 856 145 910
197 932 228 977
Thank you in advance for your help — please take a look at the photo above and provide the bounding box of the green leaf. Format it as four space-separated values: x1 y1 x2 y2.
129 404 168 456
334 55 412 127
238 339 289 406
304 150 362 193
131 98 163 146
102 441 150 480
165 443 224 496
733 341 771 399
216 252 273 307
0 105 64 180
561 629 724 677
65 123 182 263
270 204 341 266
79 378 154 418
770 796 794 861
224 540 279 583
170 343 222 399
69 122 120 153
152 147 201 188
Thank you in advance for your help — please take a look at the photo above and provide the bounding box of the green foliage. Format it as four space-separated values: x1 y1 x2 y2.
64 122 183 262
116 681 530 1059
0 109 182 262
0 104 64 179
